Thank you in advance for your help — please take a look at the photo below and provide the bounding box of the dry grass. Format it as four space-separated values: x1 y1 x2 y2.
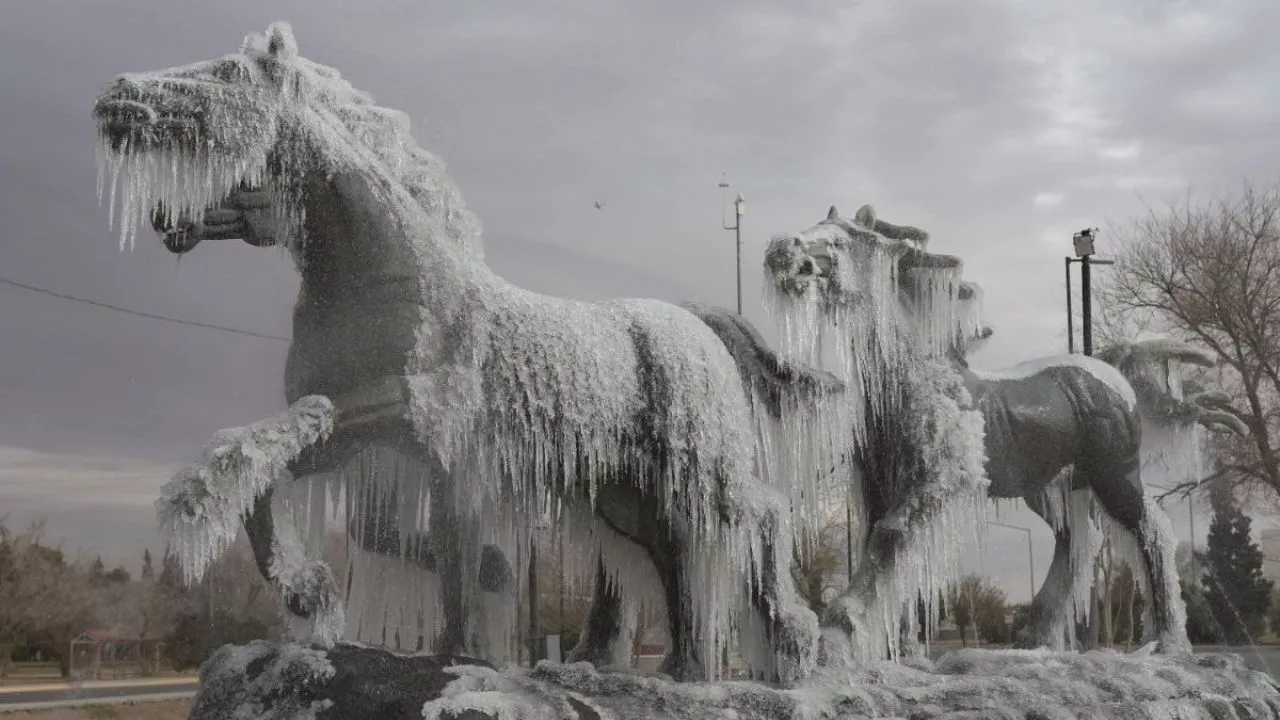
0 699 191 719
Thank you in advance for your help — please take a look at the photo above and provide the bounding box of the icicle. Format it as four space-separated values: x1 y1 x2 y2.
155 395 335 587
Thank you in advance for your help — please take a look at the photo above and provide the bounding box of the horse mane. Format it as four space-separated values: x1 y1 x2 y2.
284 51 485 257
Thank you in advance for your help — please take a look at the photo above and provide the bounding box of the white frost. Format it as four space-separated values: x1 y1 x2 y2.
156 395 334 586
971 353 1138 411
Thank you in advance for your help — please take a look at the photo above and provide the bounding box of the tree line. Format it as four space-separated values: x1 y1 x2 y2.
0 518 282 677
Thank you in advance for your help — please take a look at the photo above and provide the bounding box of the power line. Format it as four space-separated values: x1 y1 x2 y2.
0 274 291 343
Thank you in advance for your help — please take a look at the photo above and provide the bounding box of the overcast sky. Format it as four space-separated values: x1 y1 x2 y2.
2 0 1279 601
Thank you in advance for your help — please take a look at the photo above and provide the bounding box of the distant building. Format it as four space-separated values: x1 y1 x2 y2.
1261 529 1280 582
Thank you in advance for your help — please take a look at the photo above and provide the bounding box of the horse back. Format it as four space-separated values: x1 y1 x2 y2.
973 360 1140 496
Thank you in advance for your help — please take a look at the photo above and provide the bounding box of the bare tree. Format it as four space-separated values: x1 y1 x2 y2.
1101 181 1280 501
0 519 74 671
947 576 1009 646
792 505 852 615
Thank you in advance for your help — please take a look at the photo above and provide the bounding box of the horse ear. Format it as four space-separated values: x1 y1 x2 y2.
827 205 840 221
854 205 876 228
266 22 298 61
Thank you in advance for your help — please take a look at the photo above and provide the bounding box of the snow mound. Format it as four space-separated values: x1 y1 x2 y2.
187 640 1280 720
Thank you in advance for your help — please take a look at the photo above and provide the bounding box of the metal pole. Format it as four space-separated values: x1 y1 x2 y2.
1065 257 1075 354
988 521 1035 604
735 220 743 316
846 495 855 582
1189 497 1197 582
558 532 565 637
1025 528 1036 604
528 541 539 667
1081 256 1093 356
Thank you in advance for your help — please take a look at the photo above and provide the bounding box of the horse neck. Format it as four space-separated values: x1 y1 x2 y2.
294 168 497 310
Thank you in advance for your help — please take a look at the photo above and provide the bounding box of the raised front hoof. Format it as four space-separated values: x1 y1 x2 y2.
284 560 340 613
283 593 313 619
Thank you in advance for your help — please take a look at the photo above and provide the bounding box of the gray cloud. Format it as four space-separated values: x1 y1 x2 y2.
2 0 1277 599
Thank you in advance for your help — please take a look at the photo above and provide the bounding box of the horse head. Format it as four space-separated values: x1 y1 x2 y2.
93 23 308 252
93 22 482 262
764 204 961 307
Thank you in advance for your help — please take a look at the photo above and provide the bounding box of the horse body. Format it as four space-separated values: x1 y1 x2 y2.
764 205 1192 658
968 356 1139 501
96 23 818 682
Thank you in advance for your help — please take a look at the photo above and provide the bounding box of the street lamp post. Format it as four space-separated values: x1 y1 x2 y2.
720 179 745 315
1064 228 1114 356
988 520 1036 603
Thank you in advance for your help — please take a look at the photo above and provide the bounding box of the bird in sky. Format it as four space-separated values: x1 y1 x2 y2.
593 200 606 210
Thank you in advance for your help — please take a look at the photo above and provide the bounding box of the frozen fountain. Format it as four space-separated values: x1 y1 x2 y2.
94 23 1280 719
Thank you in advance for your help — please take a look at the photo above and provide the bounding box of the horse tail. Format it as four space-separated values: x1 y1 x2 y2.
679 302 843 419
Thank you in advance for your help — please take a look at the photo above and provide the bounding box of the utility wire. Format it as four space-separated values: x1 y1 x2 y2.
0 273 291 343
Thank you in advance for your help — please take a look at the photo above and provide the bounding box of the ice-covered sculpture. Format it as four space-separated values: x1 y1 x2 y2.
763 205 1193 657
93 22 821 682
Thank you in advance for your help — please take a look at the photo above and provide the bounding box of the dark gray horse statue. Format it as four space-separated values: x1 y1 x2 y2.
95 23 821 683
765 205 1195 657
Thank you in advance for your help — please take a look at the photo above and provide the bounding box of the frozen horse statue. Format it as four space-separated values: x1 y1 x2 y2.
92 22 820 682
763 204 1193 660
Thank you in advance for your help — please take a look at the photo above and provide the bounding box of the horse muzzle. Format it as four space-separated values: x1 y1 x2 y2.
93 94 200 153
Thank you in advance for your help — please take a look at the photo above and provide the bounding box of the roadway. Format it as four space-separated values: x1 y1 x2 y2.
0 677 198 712
0 646 1277 711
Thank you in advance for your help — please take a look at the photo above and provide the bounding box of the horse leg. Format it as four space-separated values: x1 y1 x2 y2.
650 530 707 681
565 556 629 667
427 475 481 657
1088 465 1191 654
343 456 509 659
742 510 819 684
1017 493 1085 650
243 481 343 643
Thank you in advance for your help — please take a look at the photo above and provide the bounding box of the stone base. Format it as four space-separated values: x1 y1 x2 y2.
188 639 1280 719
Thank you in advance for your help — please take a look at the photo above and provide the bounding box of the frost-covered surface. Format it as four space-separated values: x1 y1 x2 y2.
1096 335 1225 424
156 395 334 586
192 640 335 720
268 492 345 645
822 353 989 666
1095 336 1247 501
102 24 821 679
188 639 1280 720
763 206 990 665
971 353 1139 410
763 205 1197 660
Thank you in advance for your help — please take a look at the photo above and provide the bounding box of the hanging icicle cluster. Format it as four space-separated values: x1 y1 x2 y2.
763 205 991 663
107 23 826 679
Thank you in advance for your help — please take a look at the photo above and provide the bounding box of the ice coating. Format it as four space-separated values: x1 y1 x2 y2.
191 637 1280 719
103 23 819 680
971 353 1138 410
155 395 334 586
763 207 990 663
194 640 336 720
765 205 1194 659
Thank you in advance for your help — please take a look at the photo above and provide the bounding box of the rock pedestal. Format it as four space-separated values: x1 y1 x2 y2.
188 639 1280 720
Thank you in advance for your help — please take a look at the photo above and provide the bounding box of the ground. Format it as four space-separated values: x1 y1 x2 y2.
0 699 190 719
